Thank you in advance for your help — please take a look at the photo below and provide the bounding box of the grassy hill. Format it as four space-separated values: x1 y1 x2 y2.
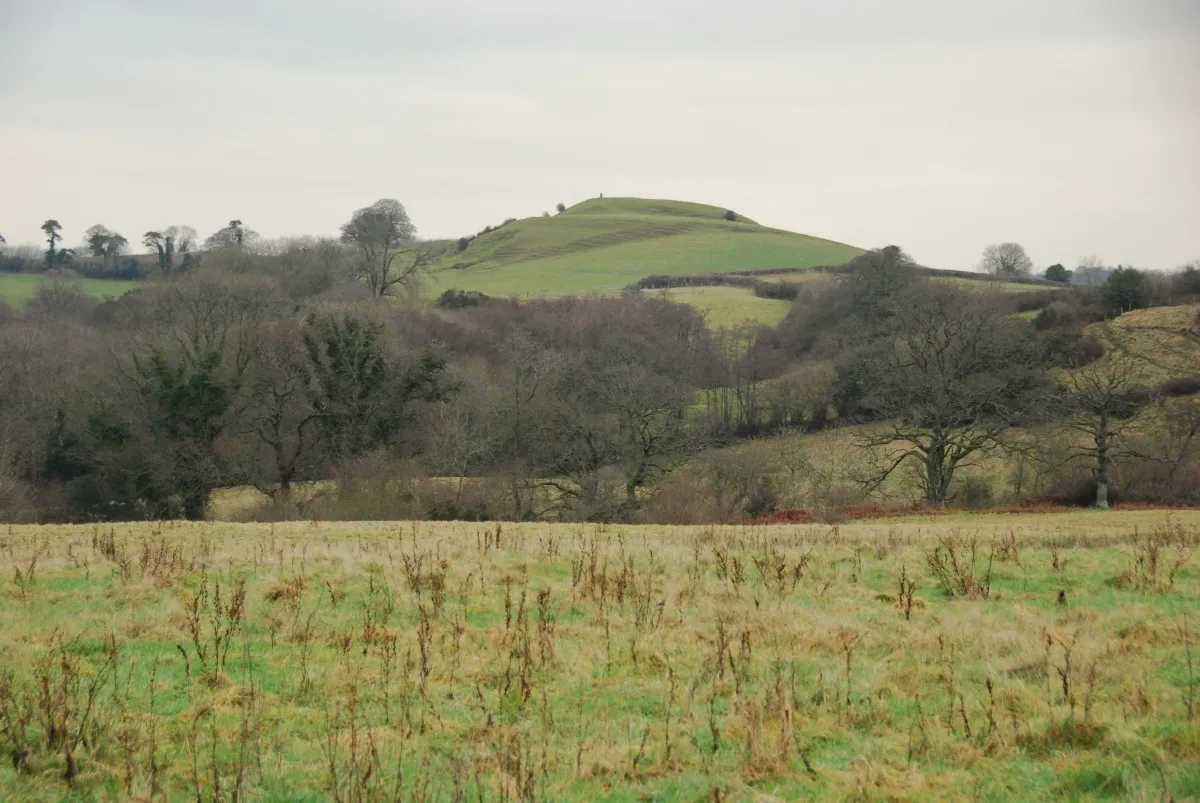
423 198 864 297
1085 303 1200 382
0 273 141 306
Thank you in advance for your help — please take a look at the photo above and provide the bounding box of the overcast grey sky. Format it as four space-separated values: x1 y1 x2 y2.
1 0 1197 271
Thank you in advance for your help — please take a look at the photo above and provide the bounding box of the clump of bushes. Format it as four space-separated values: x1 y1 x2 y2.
955 476 995 509
632 272 800 300
437 289 491 309
1160 376 1200 397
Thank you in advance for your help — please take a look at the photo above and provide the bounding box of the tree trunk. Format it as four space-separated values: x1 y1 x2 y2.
925 443 953 507
1095 447 1110 510
1095 418 1110 510
510 475 524 521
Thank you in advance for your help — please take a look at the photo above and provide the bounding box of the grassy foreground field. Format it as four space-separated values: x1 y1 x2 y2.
424 199 863 297
1 514 1197 802
0 273 141 306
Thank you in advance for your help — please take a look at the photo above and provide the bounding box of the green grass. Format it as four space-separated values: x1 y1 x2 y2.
423 198 864 297
1 514 1197 801
933 275 1053 293
732 271 1048 294
0 273 141 306
647 286 792 328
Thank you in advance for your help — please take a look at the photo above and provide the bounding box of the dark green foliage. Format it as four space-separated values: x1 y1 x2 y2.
1102 267 1152 312
87 232 109 259
1044 264 1072 283
133 348 233 518
143 232 168 273
752 282 800 301
302 315 392 460
44 409 165 521
302 314 445 461
1173 266 1200 299
135 348 229 445
437 288 491 308
41 220 62 266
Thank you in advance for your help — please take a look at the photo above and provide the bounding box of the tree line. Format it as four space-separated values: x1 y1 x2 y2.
1 203 1198 523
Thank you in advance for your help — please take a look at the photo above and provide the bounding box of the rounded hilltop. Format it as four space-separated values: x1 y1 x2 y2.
424 196 863 297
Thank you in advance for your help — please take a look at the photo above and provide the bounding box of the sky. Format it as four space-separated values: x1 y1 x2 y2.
1 0 1197 272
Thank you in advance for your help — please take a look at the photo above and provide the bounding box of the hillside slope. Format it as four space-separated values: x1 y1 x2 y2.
0 273 141 306
1085 303 1200 381
424 198 864 296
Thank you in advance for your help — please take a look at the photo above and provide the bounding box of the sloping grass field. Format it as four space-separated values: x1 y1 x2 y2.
1087 304 1200 382
0 273 141 306
650 286 793 329
424 198 864 297
1 513 1197 801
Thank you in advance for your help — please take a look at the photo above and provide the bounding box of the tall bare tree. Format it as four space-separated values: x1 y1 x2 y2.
539 298 710 518
492 331 560 519
340 198 428 298
1054 358 1156 508
978 242 1033 278
239 321 325 500
204 220 259 251
855 284 1044 505
1075 255 1108 286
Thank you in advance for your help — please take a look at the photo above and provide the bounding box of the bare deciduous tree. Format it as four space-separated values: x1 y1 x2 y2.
270 236 355 298
1054 358 1157 508
855 285 1044 505
540 299 709 518
238 321 326 501
340 199 428 298
1075 255 1109 286
978 242 1033 278
204 220 260 251
493 331 561 520
0 430 32 521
